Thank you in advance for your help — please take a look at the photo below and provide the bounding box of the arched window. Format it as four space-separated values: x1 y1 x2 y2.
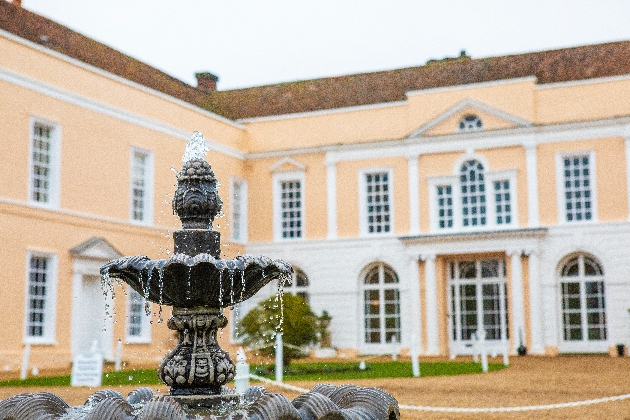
560 254 606 342
460 159 487 227
458 114 483 132
285 267 309 303
363 263 400 344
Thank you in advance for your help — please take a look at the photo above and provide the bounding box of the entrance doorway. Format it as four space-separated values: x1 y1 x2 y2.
72 275 113 358
448 259 508 355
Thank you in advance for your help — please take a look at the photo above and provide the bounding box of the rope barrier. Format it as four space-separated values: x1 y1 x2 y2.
398 393 630 413
249 374 630 413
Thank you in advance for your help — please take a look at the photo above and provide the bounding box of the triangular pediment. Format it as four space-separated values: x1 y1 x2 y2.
269 156 307 173
70 237 122 260
408 99 532 138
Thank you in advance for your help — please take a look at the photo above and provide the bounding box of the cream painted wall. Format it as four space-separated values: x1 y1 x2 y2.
537 137 628 225
536 78 630 124
407 78 537 132
242 105 408 153
0 34 245 151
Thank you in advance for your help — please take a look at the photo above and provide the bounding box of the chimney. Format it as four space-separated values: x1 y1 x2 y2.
195 72 219 93
12 0 22 6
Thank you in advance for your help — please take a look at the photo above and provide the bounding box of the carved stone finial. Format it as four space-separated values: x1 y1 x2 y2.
172 159 222 230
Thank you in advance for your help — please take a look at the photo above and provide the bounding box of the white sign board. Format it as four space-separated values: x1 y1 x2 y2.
71 353 103 387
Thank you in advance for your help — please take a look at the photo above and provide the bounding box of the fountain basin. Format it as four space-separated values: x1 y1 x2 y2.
101 253 292 308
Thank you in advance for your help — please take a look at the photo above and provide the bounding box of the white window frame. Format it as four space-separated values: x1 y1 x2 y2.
272 170 305 241
24 251 58 344
230 177 248 243
555 151 597 224
428 157 518 233
129 147 154 225
125 286 152 344
557 253 608 353
359 167 395 236
361 263 402 353
28 117 61 208
486 170 518 228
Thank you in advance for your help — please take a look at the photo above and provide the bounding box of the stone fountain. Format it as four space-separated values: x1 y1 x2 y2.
0 132 399 420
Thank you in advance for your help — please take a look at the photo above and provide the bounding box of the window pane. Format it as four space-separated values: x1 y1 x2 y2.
365 172 391 234
563 155 593 223
460 160 487 228
280 180 303 239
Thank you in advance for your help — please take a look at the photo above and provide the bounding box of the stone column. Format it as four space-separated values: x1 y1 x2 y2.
524 249 544 354
420 253 439 355
326 159 337 239
508 249 525 353
525 142 540 227
408 153 420 235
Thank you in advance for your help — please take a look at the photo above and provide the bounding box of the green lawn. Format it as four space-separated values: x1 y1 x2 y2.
0 361 505 387
252 361 505 381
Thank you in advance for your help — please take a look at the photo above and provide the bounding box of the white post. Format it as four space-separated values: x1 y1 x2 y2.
390 336 398 361
234 347 250 394
503 339 510 366
114 339 122 372
472 332 479 363
20 344 30 380
411 334 420 377
479 330 488 373
275 333 283 383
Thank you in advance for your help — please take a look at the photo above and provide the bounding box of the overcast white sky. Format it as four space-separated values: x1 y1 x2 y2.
21 0 630 91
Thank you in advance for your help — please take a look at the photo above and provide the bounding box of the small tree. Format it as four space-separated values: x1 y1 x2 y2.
237 293 320 367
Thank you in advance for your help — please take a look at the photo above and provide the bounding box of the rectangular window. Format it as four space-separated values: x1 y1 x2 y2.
25 254 56 343
231 178 248 242
126 288 151 343
365 172 391 234
29 121 59 206
494 180 512 225
562 154 593 222
436 185 454 229
280 180 303 239
130 149 153 223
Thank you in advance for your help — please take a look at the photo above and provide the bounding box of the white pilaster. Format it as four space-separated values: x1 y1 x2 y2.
525 142 539 227
407 255 422 352
625 137 630 221
420 253 439 355
524 249 544 354
508 249 525 353
326 160 337 239
408 154 420 235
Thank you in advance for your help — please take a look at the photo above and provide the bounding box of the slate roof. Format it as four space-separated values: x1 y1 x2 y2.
203 40 630 120
0 0 205 105
2 1 630 121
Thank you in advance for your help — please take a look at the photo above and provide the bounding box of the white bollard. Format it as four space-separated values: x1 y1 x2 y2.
502 339 509 366
275 333 283 383
115 339 123 372
390 336 398 361
20 344 30 380
411 334 420 377
234 347 250 394
479 331 488 373
471 332 479 363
